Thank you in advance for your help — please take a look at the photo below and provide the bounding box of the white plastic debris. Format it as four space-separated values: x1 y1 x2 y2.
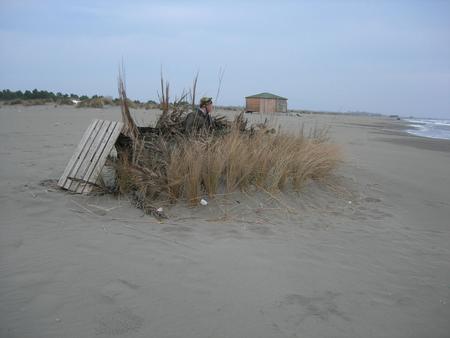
348 201 352 204
200 199 208 206
157 207 163 212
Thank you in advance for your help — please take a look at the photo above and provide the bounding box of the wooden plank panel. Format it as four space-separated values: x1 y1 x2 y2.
75 120 116 191
67 120 112 192
77 121 123 193
85 121 123 187
267 99 276 113
276 99 287 112
59 119 124 193
57 119 100 188
261 99 267 113
63 119 106 190
63 119 105 190
246 98 260 112
79 121 123 193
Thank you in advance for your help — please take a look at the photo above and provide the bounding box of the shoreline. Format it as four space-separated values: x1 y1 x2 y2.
402 117 450 141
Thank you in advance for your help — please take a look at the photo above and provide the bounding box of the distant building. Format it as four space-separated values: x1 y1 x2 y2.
245 92 288 113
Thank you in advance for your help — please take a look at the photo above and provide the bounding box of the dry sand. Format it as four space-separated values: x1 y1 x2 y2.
1 105 449 338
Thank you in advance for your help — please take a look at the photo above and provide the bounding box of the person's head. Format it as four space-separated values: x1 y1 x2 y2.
200 97 213 113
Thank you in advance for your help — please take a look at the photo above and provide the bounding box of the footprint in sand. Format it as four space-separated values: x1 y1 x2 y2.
246 224 275 236
281 292 350 322
364 196 382 203
24 204 53 217
99 279 140 304
95 307 143 336
261 291 350 335
161 225 193 233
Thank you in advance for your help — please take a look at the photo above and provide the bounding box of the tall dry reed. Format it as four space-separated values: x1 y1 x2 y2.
160 124 340 203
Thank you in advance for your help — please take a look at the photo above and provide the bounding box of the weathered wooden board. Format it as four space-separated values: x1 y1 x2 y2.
64 120 108 191
58 119 124 193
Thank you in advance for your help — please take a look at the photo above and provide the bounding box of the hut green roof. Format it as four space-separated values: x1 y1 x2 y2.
245 92 287 100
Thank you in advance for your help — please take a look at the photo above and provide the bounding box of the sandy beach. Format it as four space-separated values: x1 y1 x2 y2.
1 105 449 337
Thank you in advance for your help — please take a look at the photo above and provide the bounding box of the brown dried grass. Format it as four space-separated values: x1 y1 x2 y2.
172 127 338 203
116 120 340 206
114 73 341 209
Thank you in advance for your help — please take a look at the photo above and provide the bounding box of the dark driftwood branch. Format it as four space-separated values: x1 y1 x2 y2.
191 72 198 113
118 65 140 143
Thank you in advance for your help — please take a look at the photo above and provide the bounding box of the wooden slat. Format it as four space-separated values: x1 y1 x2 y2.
82 121 123 193
68 120 112 192
58 119 100 188
58 119 124 193
64 119 107 190
62 119 105 190
77 121 123 193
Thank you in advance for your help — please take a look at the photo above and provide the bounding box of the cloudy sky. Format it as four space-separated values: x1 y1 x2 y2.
0 0 449 117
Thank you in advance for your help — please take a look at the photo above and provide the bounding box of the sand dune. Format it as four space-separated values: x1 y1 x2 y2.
1 105 449 337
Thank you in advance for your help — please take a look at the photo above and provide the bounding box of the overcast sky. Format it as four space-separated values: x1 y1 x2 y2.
0 0 449 117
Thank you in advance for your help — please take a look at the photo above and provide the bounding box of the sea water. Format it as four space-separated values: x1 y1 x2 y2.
405 118 450 140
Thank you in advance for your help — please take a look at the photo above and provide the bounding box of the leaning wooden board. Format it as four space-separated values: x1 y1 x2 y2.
58 119 124 193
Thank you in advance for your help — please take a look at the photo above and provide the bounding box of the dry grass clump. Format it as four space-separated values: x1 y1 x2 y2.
115 118 340 206
76 96 114 108
113 73 340 212
164 126 340 203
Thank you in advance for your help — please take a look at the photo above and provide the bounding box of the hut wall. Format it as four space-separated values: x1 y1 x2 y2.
276 99 287 113
260 98 277 113
246 98 260 112
246 97 287 113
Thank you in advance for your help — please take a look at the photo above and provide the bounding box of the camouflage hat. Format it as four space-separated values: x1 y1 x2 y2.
200 97 213 107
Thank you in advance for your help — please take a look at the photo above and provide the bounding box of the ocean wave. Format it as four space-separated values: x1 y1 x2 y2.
404 118 450 140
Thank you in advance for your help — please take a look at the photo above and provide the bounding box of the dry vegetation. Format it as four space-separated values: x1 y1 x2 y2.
167 127 338 201
76 97 114 108
112 74 340 215
2 98 62 106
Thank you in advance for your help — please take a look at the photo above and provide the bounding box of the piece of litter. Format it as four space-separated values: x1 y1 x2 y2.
157 207 163 212
200 199 208 206
348 201 352 204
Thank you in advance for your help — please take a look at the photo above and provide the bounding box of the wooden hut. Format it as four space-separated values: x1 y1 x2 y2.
245 92 288 113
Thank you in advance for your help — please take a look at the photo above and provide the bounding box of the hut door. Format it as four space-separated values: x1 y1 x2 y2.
277 100 286 112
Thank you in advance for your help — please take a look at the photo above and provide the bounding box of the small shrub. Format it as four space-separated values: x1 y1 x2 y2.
77 97 104 108
56 97 74 105
7 99 24 105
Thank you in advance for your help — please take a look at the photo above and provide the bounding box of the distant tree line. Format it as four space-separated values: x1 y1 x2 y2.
0 89 92 101
1 89 157 102
0 88 158 107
